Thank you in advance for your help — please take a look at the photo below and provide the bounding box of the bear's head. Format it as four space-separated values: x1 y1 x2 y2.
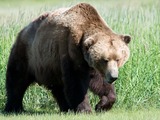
83 32 131 84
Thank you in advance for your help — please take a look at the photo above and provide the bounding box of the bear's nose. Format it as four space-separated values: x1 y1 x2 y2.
108 77 118 84
108 73 118 83
110 76 118 83
109 69 118 83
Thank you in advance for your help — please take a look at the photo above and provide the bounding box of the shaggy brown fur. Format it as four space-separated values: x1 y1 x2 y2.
89 70 116 111
4 3 131 113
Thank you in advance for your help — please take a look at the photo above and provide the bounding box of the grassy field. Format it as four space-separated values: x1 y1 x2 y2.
1 109 160 120
0 0 160 119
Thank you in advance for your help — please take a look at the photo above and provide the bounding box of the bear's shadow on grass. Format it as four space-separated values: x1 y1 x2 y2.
0 109 60 116
0 108 105 116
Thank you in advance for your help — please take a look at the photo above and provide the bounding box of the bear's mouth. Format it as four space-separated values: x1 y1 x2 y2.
104 79 113 84
107 80 115 84
103 74 118 84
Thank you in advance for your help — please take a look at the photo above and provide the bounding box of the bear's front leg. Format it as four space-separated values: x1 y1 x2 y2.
89 70 116 111
63 72 91 113
61 57 91 113
95 88 116 111
76 94 92 113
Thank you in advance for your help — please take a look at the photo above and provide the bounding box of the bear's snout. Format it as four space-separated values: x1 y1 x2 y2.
109 75 118 83
105 69 118 84
104 74 118 84
110 70 118 81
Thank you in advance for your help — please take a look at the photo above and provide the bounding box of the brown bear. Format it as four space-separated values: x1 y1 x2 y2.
4 3 131 113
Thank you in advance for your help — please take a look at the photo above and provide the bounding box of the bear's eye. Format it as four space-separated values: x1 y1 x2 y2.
116 59 120 62
102 59 108 64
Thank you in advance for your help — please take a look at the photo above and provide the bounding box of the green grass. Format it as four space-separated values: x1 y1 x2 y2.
0 0 160 119
1 109 160 120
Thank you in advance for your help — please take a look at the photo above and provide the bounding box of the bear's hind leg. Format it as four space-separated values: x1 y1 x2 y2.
4 50 34 113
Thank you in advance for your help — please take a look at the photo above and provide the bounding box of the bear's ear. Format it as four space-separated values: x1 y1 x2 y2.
83 37 97 50
121 35 131 44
